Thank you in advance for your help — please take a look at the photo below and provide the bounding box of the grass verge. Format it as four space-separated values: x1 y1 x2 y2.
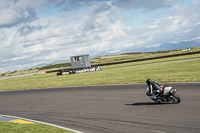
1 47 200 78
0 121 74 133
0 53 199 91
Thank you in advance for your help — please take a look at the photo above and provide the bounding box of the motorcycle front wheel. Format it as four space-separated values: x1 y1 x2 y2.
170 93 181 104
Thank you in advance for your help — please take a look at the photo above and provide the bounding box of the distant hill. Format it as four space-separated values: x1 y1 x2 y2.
128 39 200 52
94 40 200 56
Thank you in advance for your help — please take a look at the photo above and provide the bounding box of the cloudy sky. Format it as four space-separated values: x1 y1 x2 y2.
0 0 200 73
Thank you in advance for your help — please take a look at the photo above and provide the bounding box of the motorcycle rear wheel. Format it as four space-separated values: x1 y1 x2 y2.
170 93 181 104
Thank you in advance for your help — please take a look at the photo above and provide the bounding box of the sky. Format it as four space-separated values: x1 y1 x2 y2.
0 0 200 73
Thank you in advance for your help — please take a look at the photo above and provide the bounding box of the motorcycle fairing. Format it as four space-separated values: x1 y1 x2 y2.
163 86 172 95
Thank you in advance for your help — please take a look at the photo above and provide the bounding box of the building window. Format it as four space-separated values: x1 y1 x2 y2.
73 56 83 62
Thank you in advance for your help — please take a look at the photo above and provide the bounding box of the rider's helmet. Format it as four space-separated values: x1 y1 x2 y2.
146 79 152 86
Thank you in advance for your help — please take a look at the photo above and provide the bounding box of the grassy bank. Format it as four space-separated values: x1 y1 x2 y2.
1 47 200 78
0 121 74 133
91 47 200 65
0 53 199 91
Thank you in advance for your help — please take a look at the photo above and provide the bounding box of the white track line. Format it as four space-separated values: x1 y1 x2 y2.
0 114 84 133
150 129 166 133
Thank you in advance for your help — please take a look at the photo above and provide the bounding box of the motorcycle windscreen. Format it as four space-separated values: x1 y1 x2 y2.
163 87 172 95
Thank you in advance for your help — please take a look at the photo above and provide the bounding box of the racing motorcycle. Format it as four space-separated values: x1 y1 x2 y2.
146 79 181 104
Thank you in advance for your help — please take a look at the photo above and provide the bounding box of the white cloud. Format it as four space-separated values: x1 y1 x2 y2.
0 0 200 73
114 0 178 10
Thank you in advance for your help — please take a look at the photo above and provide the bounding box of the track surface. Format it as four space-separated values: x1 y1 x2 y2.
0 83 200 133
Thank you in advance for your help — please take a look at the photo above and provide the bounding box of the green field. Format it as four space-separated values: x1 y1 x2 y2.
91 47 200 64
0 121 74 133
0 50 200 133
1 47 200 78
0 53 199 91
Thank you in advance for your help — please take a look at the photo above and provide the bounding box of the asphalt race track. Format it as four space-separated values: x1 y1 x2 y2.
0 83 200 133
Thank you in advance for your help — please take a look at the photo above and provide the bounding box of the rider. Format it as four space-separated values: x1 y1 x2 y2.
146 79 163 97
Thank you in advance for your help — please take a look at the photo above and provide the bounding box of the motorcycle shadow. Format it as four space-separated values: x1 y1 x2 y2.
125 102 172 106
